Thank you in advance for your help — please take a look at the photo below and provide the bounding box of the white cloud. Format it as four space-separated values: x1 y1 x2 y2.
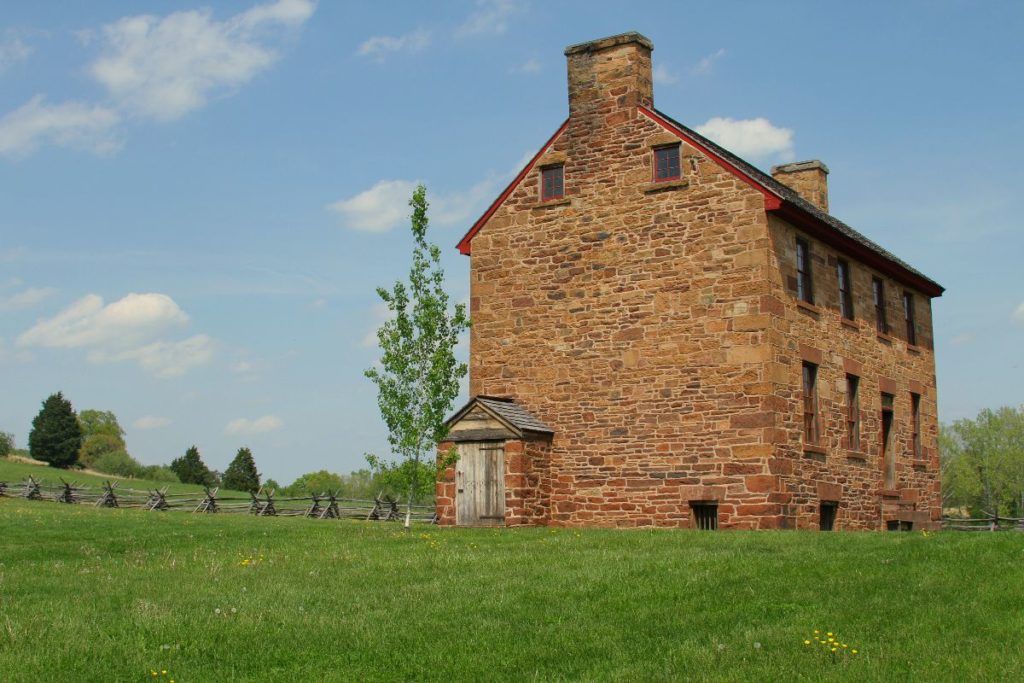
0 286 56 311
327 179 418 232
99 334 215 378
18 293 187 349
329 176 505 233
0 31 32 72
691 48 726 76
652 63 678 85
510 58 541 75
1012 302 1024 325
0 95 121 158
456 0 523 37
89 0 315 121
356 28 431 61
225 414 283 436
695 116 794 162
16 292 213 377
329 151 530 233
134 415 172 430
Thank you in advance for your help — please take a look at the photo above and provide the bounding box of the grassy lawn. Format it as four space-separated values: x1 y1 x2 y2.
0 498 1022 682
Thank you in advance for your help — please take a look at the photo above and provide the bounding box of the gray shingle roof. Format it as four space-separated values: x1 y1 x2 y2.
652 108 944 295
475 396 554 434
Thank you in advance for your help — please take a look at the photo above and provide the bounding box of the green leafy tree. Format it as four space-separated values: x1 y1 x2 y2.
79 433 126 468
78 410 125 441
941 406 1024 516
170 445 216 486
222 447 261 493
0 431 14 458
364 185 469 529
365 453 437 504
93 450 144 478
283 470 346 496
28 392 83 469
77 409 127 467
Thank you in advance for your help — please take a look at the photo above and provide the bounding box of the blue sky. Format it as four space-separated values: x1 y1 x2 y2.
1 1 1022 482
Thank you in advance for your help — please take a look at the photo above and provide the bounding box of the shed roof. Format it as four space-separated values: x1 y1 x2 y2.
445 395 554 438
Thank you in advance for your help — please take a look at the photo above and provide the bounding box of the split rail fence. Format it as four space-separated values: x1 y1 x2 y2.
941 513 1024 532
0 476 436 524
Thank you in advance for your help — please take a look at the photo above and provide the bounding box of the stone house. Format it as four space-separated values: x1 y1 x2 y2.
437 32 944 530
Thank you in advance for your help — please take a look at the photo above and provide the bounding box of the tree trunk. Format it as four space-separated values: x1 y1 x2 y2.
404 452 421 532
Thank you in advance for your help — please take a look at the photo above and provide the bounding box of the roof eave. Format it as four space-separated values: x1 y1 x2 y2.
771 200 945 297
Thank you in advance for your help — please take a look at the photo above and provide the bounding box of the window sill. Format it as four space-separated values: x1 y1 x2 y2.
906 343 923 355
642 178 689 194
803 444 827 457
796 300 821 318
846 451 869 463
876 331 894 345
840 317 860 331
912 460 929 471
531 197 570 210
880 489 901 499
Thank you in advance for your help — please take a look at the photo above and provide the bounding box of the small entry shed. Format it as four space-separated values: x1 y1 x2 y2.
437 396 553 527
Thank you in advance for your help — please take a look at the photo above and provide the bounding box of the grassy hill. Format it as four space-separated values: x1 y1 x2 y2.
0 497 1022 681
0 456 246 497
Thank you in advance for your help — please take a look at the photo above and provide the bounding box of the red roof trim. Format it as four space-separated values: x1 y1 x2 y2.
639 106 782 205
456 119 569 256
773 202 944 297
640 106 943 297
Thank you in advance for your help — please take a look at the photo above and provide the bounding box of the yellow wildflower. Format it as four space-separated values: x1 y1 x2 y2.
804 640 810 645
852 649 858 655
831 647 837 653
827 632 833 637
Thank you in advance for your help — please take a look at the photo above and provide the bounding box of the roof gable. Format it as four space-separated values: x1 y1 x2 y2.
456 120 568 255
445 395 554 441
456 107 943 297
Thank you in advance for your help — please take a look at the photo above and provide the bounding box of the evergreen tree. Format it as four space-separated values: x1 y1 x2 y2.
170 445 215 486
222 447 261 493
28 392 83 469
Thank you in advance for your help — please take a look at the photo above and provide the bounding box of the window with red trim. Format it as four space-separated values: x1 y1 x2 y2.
653 144 681 182
540 165 564 201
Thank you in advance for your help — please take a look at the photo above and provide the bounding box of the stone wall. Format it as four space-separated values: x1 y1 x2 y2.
764 216 941 530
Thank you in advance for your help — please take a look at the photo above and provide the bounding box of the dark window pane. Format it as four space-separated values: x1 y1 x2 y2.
541 165 564 201
803 362 818 444
796 239 813 304
654 145 681 181
903 292 916 345
838 260 854 319
873 277 888 334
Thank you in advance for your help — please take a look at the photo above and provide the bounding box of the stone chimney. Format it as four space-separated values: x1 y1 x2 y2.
771 160 830 213
564 32 654 128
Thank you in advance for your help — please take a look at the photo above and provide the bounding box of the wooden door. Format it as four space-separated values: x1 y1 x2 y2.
455 442 506 526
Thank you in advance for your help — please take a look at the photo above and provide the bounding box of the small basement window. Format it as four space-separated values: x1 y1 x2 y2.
887 520 913 532
690 502 718 530
540 164 564 201
653 144 681 182
819 501 838 531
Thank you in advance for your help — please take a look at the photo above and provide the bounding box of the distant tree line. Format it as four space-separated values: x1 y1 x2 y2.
942 405 1024 517
4 391 435 503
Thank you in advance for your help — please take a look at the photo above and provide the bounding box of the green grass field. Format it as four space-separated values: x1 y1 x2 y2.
0 457 243 497
1 495 1022 682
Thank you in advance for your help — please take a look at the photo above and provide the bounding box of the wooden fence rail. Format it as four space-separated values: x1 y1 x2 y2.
0 477 437 524
942 513 1024 532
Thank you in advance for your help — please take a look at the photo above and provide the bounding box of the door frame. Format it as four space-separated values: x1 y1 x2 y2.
455 441 507 527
